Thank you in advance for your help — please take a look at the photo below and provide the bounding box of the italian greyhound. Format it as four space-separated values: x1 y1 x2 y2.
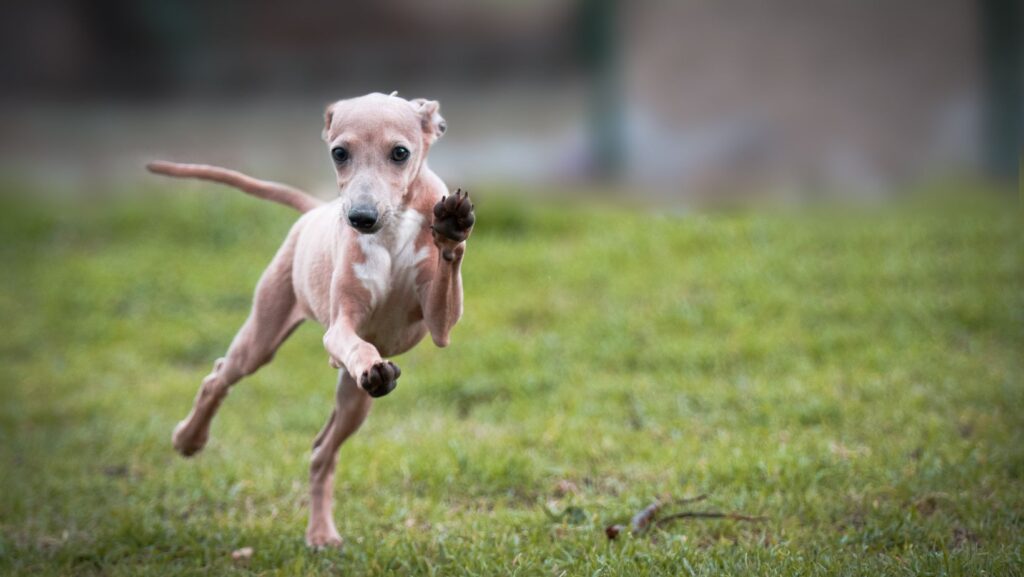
146 92 475 548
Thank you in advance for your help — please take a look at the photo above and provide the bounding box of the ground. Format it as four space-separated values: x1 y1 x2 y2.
0 186 1021 576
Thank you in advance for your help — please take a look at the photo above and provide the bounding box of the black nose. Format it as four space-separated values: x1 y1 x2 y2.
347 206 379 231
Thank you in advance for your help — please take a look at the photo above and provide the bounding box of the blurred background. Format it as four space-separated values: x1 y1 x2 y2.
0 0 1019 201
2 4 1022 573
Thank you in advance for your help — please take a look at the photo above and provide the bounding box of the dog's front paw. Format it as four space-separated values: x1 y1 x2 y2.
431 189 475 246
359 360 401 398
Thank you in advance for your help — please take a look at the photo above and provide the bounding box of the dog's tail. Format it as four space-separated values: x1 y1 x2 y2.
146 161 323 214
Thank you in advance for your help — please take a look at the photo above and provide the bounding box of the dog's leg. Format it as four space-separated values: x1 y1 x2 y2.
322 271 402 397
172 238 302 457
306 371 372 548
420 189 475 346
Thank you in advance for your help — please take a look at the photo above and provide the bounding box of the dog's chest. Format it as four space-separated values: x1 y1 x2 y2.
352 210 430 317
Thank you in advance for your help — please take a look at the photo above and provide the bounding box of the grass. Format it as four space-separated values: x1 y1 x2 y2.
0 185 1021 576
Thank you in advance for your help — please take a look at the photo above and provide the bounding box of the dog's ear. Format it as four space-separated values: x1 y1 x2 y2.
322 102 336 142
410 98 446 144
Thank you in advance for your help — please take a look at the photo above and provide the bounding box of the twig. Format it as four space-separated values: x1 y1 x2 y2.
671 494 710 506
630 502 662 534
655 511 766 526
629 495 710 535
605 494 766 540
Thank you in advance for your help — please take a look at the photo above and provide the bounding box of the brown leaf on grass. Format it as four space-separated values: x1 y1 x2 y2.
605 524 625 540
911 492 951 517
914 496 938 517
951 527 980 549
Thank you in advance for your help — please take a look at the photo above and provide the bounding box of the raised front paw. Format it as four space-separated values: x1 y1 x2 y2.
359 360 401 398
432 189 475 245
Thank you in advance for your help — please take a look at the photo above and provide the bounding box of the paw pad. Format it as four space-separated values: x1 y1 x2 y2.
431 189 475 243
359 361 401 398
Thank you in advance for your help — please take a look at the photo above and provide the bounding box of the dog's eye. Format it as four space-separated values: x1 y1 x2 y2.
390 146 410 163
331 147 349 163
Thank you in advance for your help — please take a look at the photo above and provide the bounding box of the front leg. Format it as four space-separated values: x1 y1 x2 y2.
421 189 475 347
322 278 401 398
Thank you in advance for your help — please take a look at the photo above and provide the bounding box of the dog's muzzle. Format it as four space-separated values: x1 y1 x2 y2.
347 206 380 233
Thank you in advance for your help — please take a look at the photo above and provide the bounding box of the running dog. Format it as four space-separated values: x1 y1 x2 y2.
147 92 475 547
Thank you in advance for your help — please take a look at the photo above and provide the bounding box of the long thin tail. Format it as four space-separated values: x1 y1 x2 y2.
146 160 323 214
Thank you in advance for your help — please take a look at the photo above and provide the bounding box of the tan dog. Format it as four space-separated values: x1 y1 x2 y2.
147 92 475 548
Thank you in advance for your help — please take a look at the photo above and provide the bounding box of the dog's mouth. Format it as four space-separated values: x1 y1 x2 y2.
349 221 382 234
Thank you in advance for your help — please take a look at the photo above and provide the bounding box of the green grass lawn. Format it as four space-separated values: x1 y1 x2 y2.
0 187 1021 576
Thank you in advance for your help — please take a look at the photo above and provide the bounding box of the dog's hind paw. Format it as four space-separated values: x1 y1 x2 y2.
431 189 475 245
359 360 400 398
172 418 208 457
306 527 344 549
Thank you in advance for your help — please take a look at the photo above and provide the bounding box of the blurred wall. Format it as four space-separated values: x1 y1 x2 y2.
0 0 1014 199
624 0 984 198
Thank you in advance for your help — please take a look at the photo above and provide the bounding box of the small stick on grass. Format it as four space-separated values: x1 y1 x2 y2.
605 494 765 540
630 495 710 535
630 502 662 534
655 511 766 526
672 494 710 506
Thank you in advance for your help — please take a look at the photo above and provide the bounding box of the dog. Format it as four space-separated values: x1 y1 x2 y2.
146 92 475 547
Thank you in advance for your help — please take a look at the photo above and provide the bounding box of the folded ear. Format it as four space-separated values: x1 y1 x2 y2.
410 98 446 144
322 102 336 142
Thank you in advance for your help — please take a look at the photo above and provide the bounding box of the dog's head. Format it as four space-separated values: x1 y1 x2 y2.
322 92 446 234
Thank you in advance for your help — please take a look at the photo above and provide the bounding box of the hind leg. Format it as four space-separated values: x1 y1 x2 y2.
172 242 303 457
306 371 373 548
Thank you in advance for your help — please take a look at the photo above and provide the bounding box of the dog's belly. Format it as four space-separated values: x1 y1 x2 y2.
359 294 428 357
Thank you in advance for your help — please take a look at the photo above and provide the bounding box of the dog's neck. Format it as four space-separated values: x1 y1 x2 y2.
361 208 424 251
349 205 431 310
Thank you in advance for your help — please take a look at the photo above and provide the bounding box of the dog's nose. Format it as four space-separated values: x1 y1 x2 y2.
347 206 379 231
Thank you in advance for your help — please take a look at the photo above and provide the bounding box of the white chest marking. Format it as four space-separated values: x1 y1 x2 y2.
352 210 430 308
